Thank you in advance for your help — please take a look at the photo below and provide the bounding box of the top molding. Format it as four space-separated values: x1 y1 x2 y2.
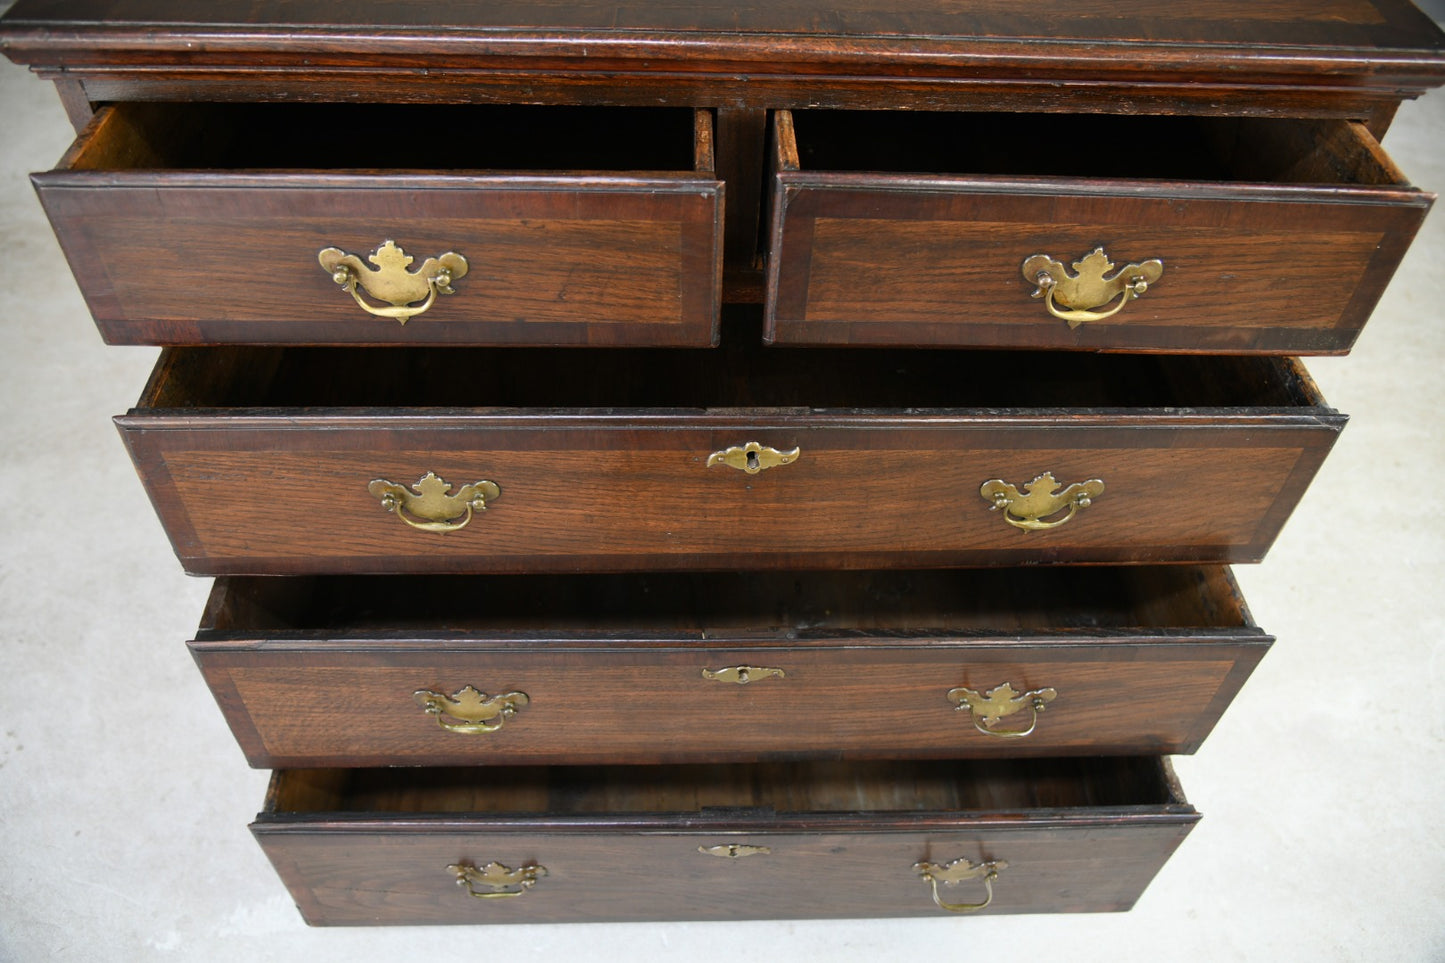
4 0 1445 110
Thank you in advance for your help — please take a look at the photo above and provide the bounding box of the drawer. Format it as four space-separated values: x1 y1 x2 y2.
193 567 1268 767
33 103 722 346
767 110 1432 353
116 337 1343 574
252 757 1198 924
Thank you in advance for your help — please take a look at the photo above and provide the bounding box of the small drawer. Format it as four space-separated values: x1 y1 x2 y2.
767 110 1432 353
252 757 1198 925
116 335 1343 574
193 567 1268 767
34 103 722 346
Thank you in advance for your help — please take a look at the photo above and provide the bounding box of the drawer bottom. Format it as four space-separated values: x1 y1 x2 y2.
253 757 1197 925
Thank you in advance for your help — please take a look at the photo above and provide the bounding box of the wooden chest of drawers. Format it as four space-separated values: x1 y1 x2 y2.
4 0 1443 931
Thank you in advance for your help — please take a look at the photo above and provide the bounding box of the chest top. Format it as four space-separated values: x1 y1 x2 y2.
3 0 1444 113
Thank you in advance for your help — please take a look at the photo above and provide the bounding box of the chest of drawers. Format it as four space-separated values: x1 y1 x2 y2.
3 0 1443 930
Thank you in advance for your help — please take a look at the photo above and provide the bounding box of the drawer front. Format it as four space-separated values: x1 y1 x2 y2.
768 113 1430 353
194 632 1267 767
35 108 722 346
255 822 1193 925
121 413 1338 574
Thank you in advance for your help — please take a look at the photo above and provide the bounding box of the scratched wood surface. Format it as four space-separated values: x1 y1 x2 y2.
35 103 722 345
3 0 1443 119
191 566 1268 767
116 341 1344 574
252 757 1196 923
767 111 1432 352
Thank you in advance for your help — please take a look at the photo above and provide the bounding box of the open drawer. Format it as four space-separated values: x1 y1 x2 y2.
767 110 1432 353
33 103 723 346
253 757 1198 924
116 335 1344 574
193 566 1268 767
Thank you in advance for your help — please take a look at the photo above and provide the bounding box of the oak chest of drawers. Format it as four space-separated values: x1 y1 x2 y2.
4 0 1443 928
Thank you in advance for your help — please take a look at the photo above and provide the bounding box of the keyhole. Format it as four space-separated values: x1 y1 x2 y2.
736 668 751 684
746 450 760 472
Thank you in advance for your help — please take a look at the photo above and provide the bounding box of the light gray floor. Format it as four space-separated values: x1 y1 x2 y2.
1 54 1442 963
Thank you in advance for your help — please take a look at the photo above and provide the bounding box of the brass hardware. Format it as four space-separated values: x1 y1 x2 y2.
947 682 1057 738
707 442 800 475
913 856 1006 913
1022 247 1163 328
369 472 500 533
698 844 772 859
448 861 547 899
980 472 1104 531
319 240 468 324
701 666 786 685
414 685 529 734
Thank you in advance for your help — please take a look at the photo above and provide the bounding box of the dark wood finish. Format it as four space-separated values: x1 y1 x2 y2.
3 0 1443 119
34 103 722 346
768 111 1433 353
191 567 1268 767
8 0 1443 932
252 757 1197 924
717 108 768 268
115 339 1343 575
50 76 93 129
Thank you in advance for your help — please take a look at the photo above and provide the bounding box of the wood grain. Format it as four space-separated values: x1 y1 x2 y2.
116 343 1343 574
35 104 722 346
3 0 1442 88
5 2 1443 144
250 757 1196 924
191 567 1269 767
767 111 1432 353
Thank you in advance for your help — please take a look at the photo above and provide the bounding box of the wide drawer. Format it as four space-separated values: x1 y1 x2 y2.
192 567 1269 767
33 103 722 346
117 339 1343 574
253 757 1197 924
767 110 1432 353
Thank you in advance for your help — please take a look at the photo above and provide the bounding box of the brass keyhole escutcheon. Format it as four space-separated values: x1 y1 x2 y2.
702 665 786 685
698 844 772 859
707 442 800 474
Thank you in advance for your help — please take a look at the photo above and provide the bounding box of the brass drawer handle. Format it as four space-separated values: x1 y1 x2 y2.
707 442 800 474
369 472 500 533
448 861 547 899
947 682 1057 738
319 240 468 324
980 472 1103 531
913 857 1007 913
702 665 785 685
699 844 772 859
1022 247 1163 328
414 685 529 734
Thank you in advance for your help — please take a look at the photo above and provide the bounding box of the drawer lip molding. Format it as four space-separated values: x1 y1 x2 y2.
250 757 1198 924
33 103 723 347
767 109 1433 354
190 567 1270 767
116 344 1345 575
